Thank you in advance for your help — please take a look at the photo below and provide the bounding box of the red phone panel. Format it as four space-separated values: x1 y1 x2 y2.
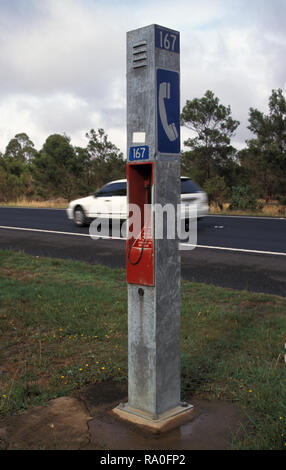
126 162 154 286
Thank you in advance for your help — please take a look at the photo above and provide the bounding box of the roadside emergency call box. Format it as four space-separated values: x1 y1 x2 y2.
126 24 180 289
114 24 193 426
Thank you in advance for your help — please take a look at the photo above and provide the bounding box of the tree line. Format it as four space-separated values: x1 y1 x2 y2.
0 128 125 202
0 88 285 209
181 88 286 209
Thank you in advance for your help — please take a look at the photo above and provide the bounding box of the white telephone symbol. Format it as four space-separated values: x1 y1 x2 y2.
159 82 179 142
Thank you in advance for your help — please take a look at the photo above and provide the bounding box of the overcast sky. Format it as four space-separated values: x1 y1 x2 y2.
0 0 285 156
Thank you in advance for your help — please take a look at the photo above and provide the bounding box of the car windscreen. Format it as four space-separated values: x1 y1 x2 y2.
181 179 201 194
95 182 126 197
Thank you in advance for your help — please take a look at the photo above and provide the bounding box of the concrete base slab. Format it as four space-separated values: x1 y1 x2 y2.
112 402 194 433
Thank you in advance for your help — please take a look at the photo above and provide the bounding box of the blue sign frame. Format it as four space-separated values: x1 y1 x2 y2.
157 69 180 154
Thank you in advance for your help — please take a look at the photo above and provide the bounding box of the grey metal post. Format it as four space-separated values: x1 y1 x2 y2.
114 24 193 429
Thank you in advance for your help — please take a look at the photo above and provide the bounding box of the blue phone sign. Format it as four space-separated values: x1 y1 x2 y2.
157 69 180 154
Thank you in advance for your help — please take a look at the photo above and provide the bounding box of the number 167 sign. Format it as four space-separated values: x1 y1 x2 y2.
155 25 180 53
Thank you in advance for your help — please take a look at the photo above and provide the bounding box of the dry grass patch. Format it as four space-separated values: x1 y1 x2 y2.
0 198 68 209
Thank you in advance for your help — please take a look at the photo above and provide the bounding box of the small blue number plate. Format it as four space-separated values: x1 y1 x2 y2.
129 146 149 161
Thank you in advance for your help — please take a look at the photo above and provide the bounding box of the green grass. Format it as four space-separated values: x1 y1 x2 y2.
0 249 285 449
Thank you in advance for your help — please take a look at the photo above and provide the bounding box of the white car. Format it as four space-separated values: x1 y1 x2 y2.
66 177 209 227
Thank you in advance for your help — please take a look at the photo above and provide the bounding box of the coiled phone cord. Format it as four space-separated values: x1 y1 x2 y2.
127 183 151 266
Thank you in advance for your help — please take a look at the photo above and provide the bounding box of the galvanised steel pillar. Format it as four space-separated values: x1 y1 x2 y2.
114 24 193 429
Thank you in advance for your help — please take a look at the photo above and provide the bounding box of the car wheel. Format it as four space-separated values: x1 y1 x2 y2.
74 206 88 227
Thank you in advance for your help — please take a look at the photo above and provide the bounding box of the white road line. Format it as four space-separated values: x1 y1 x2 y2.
208 214 286 220
0 225 285 256
0 225 122 239
180 243 286 256
0 225 89 237
0 206 66 211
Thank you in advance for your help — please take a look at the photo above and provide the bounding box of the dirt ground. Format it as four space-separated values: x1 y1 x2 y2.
0 380 245 450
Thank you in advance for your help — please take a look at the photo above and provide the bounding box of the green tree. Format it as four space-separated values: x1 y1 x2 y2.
0 167 25 201
244 88 286 201
86 128 122 163
181 90 240 185
73 146 94 196
4 138 22 161
4 133 37 163
229 185 259 211
32 134 79 200
0 133 35 200
84 128 125 190
203 175 229 209
15 132 37 162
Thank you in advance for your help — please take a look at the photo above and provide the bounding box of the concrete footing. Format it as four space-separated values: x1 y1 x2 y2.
112 402 194 433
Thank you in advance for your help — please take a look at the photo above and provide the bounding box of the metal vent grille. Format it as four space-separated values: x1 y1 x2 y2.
133 41 147 69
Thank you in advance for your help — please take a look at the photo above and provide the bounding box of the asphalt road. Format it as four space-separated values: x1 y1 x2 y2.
0 207 285 296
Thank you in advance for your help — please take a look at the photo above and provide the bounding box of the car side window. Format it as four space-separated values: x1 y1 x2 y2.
95 184 114 197
181 179 201 194
95 182 126 197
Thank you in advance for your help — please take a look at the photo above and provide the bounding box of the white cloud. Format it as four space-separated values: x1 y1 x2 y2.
0 93 102 149
0 95 42 151
180 24 277 149
0 0 125 97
